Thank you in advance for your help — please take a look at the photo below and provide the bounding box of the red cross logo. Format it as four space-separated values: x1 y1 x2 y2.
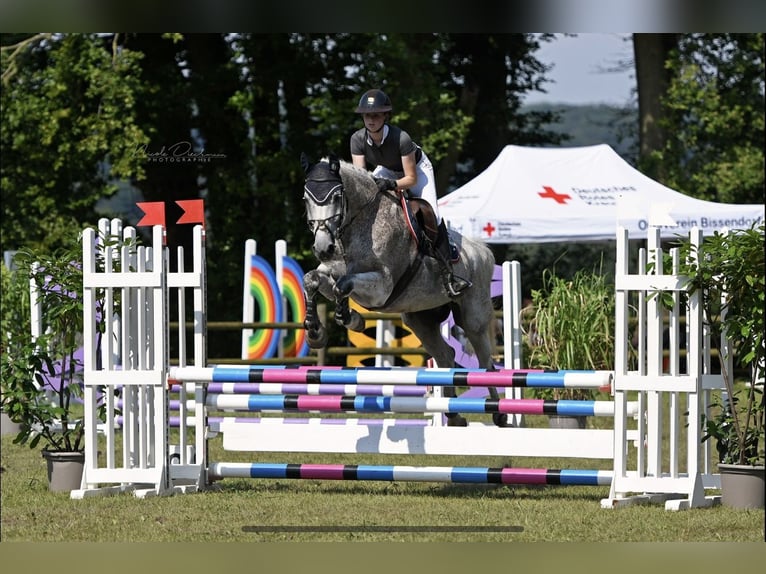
483 222 496 237
538 186 571 204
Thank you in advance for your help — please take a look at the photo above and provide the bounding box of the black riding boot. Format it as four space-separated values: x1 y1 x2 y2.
434 220 472 298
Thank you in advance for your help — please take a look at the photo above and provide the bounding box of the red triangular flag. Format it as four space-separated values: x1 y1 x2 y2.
176 199 205 226
136 202 166 227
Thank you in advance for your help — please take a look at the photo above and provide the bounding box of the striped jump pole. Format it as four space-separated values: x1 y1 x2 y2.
208 462 613 486
169 365 613 390
198 394 634 417
170 381 426 397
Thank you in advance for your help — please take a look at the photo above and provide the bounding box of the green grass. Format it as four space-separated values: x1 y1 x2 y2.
2 426 764 542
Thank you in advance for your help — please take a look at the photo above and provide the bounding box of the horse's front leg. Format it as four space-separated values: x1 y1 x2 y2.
333 271 392 332
332 298 364 332
303 267 334 348
333 275 364 332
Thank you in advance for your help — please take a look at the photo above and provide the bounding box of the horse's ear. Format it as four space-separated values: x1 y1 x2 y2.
300 152 313 174
328 153 340 175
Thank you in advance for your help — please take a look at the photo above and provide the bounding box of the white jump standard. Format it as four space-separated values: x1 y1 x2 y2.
72 219 728 510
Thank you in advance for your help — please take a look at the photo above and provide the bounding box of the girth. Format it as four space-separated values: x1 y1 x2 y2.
365 252 425 311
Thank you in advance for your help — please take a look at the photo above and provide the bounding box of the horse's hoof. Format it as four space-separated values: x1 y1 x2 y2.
446 414 468 427
492 413 510 428
307 329 328 349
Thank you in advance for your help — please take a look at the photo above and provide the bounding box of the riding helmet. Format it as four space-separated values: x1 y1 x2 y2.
355 89 392 113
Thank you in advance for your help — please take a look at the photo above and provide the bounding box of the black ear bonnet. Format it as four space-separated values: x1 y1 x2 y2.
303 155 343 204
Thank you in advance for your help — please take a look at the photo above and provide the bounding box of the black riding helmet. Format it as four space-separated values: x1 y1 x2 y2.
355 89 392 114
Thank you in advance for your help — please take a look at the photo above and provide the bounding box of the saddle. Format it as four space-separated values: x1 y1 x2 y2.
398 193 439 252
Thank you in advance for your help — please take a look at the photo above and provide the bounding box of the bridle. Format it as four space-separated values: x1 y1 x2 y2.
303 159 347 242
303 158 382 244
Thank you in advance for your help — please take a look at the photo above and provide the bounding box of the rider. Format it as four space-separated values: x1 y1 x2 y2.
350 88 471 298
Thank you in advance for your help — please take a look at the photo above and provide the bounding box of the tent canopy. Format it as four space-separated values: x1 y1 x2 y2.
437 144 764 243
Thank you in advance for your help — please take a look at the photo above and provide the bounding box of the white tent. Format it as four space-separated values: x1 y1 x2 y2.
437 144 764 243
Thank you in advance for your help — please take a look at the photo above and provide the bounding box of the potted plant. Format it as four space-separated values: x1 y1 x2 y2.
525 267 615 429
1 231 89 491
1 262 23 436
684 222 765 509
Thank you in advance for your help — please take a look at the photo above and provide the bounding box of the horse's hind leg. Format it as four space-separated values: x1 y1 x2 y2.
454 300 511 428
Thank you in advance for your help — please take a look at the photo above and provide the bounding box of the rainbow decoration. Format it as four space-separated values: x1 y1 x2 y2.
280 256 309 357
247 254 283 359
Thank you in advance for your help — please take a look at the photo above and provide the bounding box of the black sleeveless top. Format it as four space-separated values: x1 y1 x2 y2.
350 125 422 176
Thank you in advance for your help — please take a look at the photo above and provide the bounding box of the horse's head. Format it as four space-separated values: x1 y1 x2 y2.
301 153 345 262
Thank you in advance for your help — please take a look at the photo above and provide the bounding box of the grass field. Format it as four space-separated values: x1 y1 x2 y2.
2 419 764 543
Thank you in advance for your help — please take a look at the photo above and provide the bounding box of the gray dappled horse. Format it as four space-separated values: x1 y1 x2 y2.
300 154 507 426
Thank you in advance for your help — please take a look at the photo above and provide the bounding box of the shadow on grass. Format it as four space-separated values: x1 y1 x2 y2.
211 478 607 501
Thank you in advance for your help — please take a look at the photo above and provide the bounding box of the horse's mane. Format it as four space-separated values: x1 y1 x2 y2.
336 158 378 201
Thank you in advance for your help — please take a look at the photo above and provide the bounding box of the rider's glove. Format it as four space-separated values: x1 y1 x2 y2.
374 177 398 193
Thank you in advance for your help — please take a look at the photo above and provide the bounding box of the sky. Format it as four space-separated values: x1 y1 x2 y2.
524 33 636 106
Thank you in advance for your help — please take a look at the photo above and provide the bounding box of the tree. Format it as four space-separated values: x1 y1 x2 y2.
442 33 566 191
633 33 680 178
1 33 564 358
659 34 764 204
635 33 764 204
1 33 149 252
297 34 563 195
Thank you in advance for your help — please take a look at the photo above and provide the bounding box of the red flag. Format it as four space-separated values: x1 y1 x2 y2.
136 202 166 227
176 199 205 226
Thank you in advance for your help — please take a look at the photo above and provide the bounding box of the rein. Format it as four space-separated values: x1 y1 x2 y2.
398 190 420 246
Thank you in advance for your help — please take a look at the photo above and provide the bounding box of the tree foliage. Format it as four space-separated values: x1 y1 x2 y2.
648 33 764 204
1 33 149 252
4 33 761 360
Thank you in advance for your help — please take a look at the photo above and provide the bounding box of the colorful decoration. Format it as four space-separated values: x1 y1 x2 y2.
244 250 309 360
247 254 283 359
280 256 309 358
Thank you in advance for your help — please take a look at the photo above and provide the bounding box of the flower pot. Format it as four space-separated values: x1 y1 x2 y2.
41 449 85 492
548 415 586 429
1 411 21 436
718 463 765 509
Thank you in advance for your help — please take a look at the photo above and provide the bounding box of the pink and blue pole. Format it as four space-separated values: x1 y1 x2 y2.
208 462 612 486
199 393 622 416
169 365 612 390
